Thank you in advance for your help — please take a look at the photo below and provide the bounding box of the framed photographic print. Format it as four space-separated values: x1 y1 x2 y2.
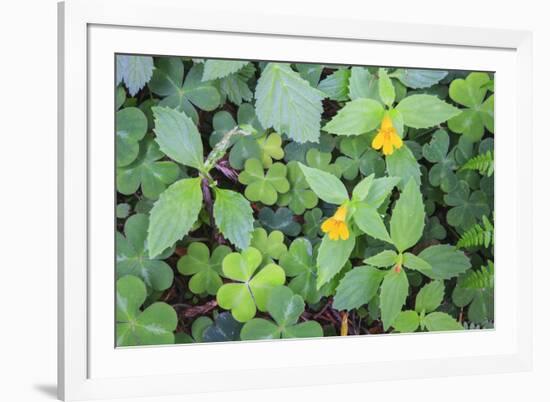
58 0 533 400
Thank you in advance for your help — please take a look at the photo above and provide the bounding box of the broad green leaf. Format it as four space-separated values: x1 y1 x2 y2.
202 312 243 342
386 145 422 189
348 67 380 101
268 286 304 327
147 177 203 258
258 207 301 236
418 245 472 280
117 136 180 200
305 148 343 178
248 263 287 312
353 203 392 243
323 98 384 135
352 174 375 202
378 69 395 106
152 106 204 170
364 250 398 267
380 268 409 330
213 188 254 250
392 69 447 89
255 63 324 143
116 275 177 346
316 234 356 289
333 266 385 311
116 107 148 167
415 281 444 313
363 177 401 208
318 69 350 101
298 163 348 205
279 238 322 303
390 179 425 253
393 310 420 333
295 63 324 86
116 203 130 219
277 161 319 214
217 63 255 105
116 214 174 291
240 318 280 340
191 316 213 343
396 94 461 129
402 252 432 275
423 312 463 332
116 55 154 96
177 243 231 295
238 159 290 205
202 60 249 81
282 321 323 338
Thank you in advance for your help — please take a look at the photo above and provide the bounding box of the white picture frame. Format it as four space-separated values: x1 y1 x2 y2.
58 0 533 400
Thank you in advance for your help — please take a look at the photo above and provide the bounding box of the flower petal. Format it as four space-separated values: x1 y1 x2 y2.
391 132 403 148
338 223 350 240
372 131 384 150
321 218 336 233
383 141 394 156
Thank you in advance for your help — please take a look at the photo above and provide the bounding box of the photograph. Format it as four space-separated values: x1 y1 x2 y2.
114 55 494 346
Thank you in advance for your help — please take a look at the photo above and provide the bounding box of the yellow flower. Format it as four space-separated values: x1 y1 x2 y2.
321 205 350 241
372 115 403 156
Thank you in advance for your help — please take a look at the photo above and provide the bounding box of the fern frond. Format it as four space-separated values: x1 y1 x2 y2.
457 215 494 248
460 150 494 177
460 261 494 290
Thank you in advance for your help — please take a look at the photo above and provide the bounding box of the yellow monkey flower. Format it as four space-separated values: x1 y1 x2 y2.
372 115 403 156
321 205 350 241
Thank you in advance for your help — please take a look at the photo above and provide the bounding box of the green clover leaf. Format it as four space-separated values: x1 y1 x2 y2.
216 247 286 322
444 181 490 229
240 286 323 340
116 107 148 167
202 312 243 342
238 159 290 205
335 136 385 180
422 129 458 192
283 134 336 164
279 238 324 304
257 132 285 168
448 72 494 142
177 243 231 295
116 214 174 292
258 207 302 237
116 136 181 200
148 58 221 123
277 161 319 214
250 228 287 264
302 208 324 239
116 275 177 346
306 148 342 178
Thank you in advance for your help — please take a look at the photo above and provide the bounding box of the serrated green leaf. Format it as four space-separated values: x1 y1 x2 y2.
423 312 463 332
213 188 254 250
202 60 249 81
386 145 422 189
353 203 392 243
393 310 420 333
402 252 432 275
418 245 471 280
316 234 355 289
396 95 461 129
117 55 154 96
318 69 350 101
390 179 425 253
380 268 409 330
378 68 395 106
255 63 324 143
298 163 348 205
364 250 398 267
323 98 384 136
348 67 380 101
392 69 447 89
147 177 203 258
333 266 385 311
415 281 444 313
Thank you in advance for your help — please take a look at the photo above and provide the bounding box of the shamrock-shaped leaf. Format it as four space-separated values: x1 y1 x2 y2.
422 129 458 192
148 58 221 123
116 214 174 292
116 55 154 96
257 132 285 168
177 243 231 295
448 72 494 142
306 149 342 178
283 134 336 164
240 286 323 340
258 207 301 236
302 208 324 239
277 161 318 214
279 238 323 303
116 275 177 346
250 228 287 263
255 63 325 143
444 181 490 229
202 312 243 342
116 107 148 167
216 247 286 322
116 136 180 199
238 159 290 205
335 136 385 180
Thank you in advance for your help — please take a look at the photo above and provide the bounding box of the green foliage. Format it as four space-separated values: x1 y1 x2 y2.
457 215 494 248
116 275 177 346
116 58 494 345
